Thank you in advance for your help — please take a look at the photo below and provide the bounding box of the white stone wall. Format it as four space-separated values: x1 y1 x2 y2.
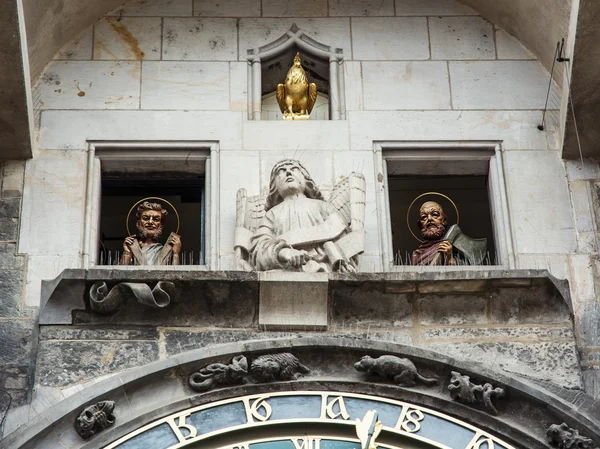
24 0 573 297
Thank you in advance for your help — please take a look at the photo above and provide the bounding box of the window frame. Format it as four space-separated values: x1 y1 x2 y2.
373 141 515 272
83 141 220 270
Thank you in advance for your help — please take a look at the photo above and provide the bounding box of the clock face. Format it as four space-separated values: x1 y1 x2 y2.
104 392 512 449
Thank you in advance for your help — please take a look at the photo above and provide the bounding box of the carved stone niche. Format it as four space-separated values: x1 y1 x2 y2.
247 24 345 120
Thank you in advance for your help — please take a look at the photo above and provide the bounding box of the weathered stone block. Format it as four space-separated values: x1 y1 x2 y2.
263 0 327 16
427 341 582 389
1 160 24 198
259 272 328 330
495 29 536 60
36 61 141 110
162 18 237 60
450 61 554 110
421 325 573 341
36 340 159 387
418 294 487 326
109 0 193 16
395 0 477 16
579 301 600 347
0 218 17 241
40 110 243 150
0 198 19 218
503 151 576 253
332 284 412 327
93 17 161 61
0 243 24 270
329 0 393 16
362 61 451 110
490 283 570 324
429 16 495 60
40 326 159 341
418 280 486 293
570 181 595 233
351 17 429 60
54 28 94 60
141 61 229 109
0 269 24 317
348 110 549 151
0 320 34 368
194 0 260 16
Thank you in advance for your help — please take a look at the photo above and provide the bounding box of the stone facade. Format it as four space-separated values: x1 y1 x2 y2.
1 0 600 445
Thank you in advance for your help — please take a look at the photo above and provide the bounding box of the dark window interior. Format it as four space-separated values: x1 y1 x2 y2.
389 175 497 265
99 173 204 265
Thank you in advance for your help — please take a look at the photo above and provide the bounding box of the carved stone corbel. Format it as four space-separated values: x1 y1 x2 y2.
88 281 176 314
448 371 505 415
74 400 116 439
547 423 599 449
354 355 438 387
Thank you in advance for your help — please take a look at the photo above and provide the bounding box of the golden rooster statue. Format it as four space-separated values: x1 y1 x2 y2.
276 52 317 120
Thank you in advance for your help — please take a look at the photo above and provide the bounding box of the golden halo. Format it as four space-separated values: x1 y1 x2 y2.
126 197 180 236
406 192 459 243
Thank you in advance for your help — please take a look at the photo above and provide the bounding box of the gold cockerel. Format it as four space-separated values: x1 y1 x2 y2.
276 52 317 120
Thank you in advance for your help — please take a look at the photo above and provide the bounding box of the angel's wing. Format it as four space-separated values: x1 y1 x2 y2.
328 172 366 231
276 84 286 113
245 195 267 232
235 190 267 270
307 83 317 114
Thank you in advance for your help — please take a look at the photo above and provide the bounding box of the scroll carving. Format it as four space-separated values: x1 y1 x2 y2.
74 400 116 440
88 281 176 314
354 355 438 387
447 371 505 415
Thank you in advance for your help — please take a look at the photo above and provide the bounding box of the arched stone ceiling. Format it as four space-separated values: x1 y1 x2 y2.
25 0 571 83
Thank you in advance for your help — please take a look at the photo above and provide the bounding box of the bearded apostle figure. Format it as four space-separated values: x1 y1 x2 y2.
410 200 487 266
411 201 456 266
276 52 317 120
119 201 182 265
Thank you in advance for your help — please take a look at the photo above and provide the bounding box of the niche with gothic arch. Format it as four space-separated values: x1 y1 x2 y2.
247 24 345 121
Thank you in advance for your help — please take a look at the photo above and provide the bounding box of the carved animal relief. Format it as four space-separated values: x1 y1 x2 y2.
189 355 248 392
354 355 438 387
188 353 310 391
250 352 310 382
447 371 505 415
74 400 116 440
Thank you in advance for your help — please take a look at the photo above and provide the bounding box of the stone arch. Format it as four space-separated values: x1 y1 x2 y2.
246 24 344 120
2 338 598 449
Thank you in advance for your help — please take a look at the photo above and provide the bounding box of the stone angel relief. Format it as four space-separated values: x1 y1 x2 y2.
234 159 366 273
276 53 317 120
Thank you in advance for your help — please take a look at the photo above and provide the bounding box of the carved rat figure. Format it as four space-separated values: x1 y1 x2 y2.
354 355 438 387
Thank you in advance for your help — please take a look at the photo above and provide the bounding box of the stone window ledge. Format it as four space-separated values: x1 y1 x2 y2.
40 268 572 328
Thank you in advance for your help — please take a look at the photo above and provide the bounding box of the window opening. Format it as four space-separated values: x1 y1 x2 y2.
98 168 205 266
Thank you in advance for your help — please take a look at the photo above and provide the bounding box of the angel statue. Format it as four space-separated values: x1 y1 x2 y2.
234 159 366 273
276 52 317 120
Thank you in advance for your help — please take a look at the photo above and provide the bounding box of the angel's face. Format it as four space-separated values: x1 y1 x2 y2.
274 162 307 198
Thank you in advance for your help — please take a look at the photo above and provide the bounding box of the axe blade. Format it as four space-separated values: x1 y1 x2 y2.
444 224 488 265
